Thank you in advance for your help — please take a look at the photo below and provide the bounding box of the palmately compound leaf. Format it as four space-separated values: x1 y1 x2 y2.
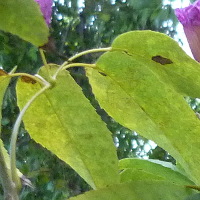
119 158 194 185
16 66 119 189
68 180 197 200
86 31 200 185
0 0 49 46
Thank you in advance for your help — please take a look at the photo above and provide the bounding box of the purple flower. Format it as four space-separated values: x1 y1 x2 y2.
35 0 53 26
175 0 200 62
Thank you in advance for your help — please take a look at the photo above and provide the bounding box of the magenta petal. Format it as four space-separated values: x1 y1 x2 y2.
175 8 188 25
35 0 53 26
184 26 200 62
175 0 200 26
175 0 200 62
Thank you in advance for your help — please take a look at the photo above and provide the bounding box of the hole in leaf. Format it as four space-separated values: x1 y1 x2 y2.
152 55 173 65
21 76 37 84
98 72 107 76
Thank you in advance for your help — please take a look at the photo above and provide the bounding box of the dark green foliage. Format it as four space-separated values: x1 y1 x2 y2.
0 32 42 73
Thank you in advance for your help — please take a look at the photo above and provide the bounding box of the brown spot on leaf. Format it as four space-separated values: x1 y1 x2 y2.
0 69 8 76
21 76 36 84
152 55 173 65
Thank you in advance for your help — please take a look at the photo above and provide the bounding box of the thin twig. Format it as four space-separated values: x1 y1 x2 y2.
68 47 111 62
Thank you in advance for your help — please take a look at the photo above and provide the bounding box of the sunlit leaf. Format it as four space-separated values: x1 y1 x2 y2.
16 66 119 189
68 180 196 200
86 31 200 184
119 158 194 185
111 30 200 98
0 0 49 46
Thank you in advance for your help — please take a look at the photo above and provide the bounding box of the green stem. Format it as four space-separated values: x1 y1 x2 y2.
39 48 51 79
62 63 96 71
10 84 50 190
0 143 19 200
52 47 110 79
68 47 112 62
53 63 96 80
0 66 19 199
8 73 48 86
52 62 67 80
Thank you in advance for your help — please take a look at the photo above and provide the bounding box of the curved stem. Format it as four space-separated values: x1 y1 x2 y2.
0 143 19 200
8 73 48 86
68 47 111 62
53 63 96 80
52 47 110 79
62 63 96 71
10 84 50 190
52 63 67 80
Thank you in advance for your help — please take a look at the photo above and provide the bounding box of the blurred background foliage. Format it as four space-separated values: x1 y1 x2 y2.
0 0 193 199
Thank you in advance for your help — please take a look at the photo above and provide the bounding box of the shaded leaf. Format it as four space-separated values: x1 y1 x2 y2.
119 158 194 185
0 72 10 128
69 180 196 200
185 193 200 200
0 68 25 189
86 31 200 184
16 66 119 189
0 139 23 179
0 0 49 46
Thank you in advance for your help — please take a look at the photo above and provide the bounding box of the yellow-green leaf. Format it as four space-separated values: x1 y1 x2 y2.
68 181 197 200
0 68 24 189
0 139 23 179
0 70 10 131
111 30 200 98
119 158 194 185
16 66 119 189
0 0 49 46
86 31 200 185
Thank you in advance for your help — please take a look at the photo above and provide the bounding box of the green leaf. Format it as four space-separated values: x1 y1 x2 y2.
111 30 200 98
119 158 194 185
0 139 23 179
0 68 25 189
0 70 11 131
68 181 197 200
0 0 49 46
86 31 200 184
16 66 119 189
185 194 200 200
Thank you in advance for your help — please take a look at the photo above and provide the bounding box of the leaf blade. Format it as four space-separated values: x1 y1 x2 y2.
111 30 200 98
86 31 200 184
119 158 194 185
0 0 49 46
16 67 119 189
68 181 197 200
